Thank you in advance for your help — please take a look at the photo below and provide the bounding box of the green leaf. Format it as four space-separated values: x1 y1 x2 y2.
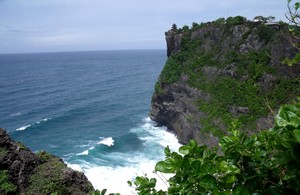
155 161 173 173
201 161 214 174
199 175 217 190
134 176 143 185
277 130 294 148
149 178 157 188
179 145 190 155
218 190 232 195
267 186 282 195
164 146 171 156
189 139 197 148
220 161 240 174
181 157 191 172
232 185 251 195
101 189 107 195
272 151 293 164
220 136 234 145
191 160 201 173
295 2 300 10
232 130 240 137
293 129 300 143
223 174 237 184
276 105 300 128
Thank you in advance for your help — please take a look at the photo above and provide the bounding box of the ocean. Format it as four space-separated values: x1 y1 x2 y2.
0 50 181 194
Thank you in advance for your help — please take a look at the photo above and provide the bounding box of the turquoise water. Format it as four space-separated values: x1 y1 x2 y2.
0 50 181 193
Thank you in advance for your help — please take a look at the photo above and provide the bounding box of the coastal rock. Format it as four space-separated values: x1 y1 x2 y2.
151 18 300 148
0 128 94 194
150 75 219 146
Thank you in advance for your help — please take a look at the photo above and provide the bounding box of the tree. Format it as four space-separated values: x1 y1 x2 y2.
181 25 189 32
253 16 276 23
254 15 266 22
266 16 276 22
171 23 177 32
286 0 300 27
191 22 200 30
284 0 300 65
226 16 246 25
215 17 226 25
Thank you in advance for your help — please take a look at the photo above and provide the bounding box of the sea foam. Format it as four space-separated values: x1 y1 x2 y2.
67 118 181 194
97 137 114 147
16 125 31 131
15 118 51 131
10 112 22 117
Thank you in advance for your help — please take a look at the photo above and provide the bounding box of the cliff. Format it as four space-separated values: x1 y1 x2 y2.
0 128 94 194
151 17 300 147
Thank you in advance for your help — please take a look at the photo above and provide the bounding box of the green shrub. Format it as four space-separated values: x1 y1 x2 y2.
226 16 247 25
28 157 67 194
36 150 54 162
132 101 300 194
160 55 182 84
0 147 7 158
0 170 17 193
257 25 276 43
154 82 163 94
16 141 26 150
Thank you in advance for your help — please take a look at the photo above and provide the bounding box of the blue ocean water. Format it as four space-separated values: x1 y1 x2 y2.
0 50 181 193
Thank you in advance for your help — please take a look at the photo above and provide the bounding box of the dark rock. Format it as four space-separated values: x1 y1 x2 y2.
166 31 183 57
0 128 94 194
150 75 219 147
202 64 237 79
229 106 250 116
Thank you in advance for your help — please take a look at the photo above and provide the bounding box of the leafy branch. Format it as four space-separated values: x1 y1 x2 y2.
131 101 300 194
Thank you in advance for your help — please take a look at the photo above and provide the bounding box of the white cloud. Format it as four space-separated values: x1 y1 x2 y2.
0 0 290 53
31 34 81 46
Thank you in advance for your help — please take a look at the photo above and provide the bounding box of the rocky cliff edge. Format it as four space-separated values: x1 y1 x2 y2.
0 128 94 194
151 18 300 147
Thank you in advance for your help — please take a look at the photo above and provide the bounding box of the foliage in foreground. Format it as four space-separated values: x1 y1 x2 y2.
130 101 300 194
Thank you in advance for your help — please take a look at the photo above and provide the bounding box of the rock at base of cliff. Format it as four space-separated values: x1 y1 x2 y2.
0 128 94 195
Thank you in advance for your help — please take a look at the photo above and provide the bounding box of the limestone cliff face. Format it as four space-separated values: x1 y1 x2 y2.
151 18 300 147
0 128 94 194
150 75 219 146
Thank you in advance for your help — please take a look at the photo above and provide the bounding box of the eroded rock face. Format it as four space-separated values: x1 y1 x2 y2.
0 128 94 194
150 75 219 147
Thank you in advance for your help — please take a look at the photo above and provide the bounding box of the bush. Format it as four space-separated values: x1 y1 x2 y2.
132 101 300 194
257 25 276 43
226 16 246 25
0 147 7 158
0 170 17 193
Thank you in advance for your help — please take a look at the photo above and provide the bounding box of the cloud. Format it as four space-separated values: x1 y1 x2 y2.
0 0 290 53
0 25 43 34
31 34 82 46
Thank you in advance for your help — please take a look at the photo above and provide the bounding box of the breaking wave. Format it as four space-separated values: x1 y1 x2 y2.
67 117 181 194
16 118 51 131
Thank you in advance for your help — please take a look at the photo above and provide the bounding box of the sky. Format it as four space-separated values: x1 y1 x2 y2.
0 0 290 54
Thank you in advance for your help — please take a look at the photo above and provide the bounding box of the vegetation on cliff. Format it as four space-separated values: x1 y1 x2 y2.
130 1 300 194
152 15 300 145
